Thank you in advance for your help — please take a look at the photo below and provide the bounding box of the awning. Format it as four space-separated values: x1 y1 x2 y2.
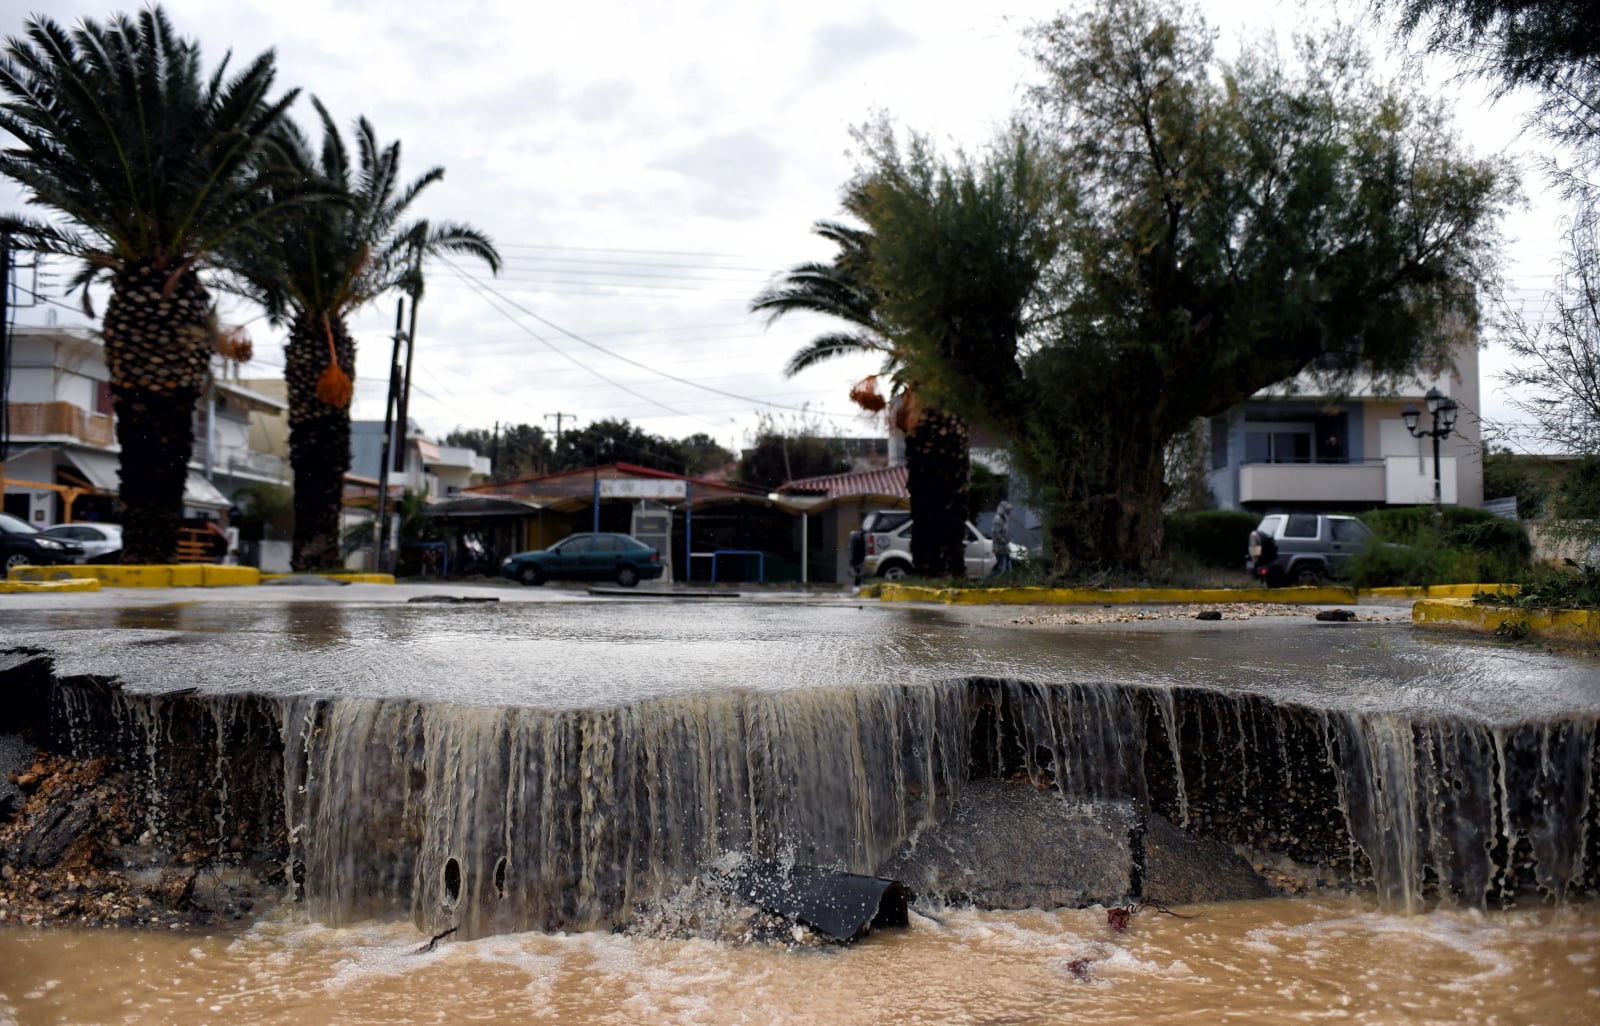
183 472 230 510
61 448 121 492
57 448 230 510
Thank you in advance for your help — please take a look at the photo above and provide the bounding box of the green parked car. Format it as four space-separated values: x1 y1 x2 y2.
501 532 665 588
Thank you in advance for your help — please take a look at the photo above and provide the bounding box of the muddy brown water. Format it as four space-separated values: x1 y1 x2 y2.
4 591 1600 1023
4 897 1598 1025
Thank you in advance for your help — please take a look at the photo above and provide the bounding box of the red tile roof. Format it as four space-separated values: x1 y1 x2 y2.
780 464 909 499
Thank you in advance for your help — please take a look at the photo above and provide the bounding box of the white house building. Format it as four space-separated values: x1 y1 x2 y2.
1206 341 1484 512
1 324 288 526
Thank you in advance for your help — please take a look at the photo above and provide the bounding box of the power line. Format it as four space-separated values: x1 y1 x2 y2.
439 257 871 424
443 262 718 427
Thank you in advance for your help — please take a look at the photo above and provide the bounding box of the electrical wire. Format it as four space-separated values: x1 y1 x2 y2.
438 256 869 425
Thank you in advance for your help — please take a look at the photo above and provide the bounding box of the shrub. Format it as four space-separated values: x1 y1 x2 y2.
1163 510 1259 568
1350 506 1532 586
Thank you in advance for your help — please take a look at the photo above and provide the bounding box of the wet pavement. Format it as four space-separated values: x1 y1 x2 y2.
3 582 1598 724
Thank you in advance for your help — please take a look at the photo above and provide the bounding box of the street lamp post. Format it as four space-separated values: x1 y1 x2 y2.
1401 387 1460 521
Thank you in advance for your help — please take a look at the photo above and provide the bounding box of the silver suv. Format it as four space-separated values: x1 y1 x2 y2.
861 510 1024 580
1246 513 1373 586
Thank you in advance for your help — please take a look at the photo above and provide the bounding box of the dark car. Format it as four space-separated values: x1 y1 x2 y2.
1 511 85 571
501 532 664 587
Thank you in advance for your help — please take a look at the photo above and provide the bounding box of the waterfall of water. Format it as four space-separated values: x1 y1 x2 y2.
22 660 1598 939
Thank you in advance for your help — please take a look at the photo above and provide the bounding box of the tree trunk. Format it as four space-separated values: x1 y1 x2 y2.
285 311 356 571
905 407 970 577
1042 428 1167 574
102 262 213 564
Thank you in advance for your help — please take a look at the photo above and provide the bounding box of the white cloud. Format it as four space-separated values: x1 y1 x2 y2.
0 0 1573 452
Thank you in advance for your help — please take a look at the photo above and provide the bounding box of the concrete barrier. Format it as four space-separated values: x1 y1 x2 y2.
1360 583 1519 601
0 577 101 593
1413 598 1600 645
9 563 259 587
259 572 396 585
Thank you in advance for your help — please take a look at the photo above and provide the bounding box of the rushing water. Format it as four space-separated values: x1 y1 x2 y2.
4 897 1599 1025
4 592 1600 1023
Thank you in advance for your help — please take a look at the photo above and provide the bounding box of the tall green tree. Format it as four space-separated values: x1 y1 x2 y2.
223 100 499 569
851 0 1512 571
0 7 317 562
751 206 975 575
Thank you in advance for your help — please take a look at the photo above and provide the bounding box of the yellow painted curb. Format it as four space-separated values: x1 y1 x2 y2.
8 563 258 587
0 577 101 593
260 572 395 585
1413 598 1600 644
1361 583 1519 601
877 583 1358 606
201 565 262 587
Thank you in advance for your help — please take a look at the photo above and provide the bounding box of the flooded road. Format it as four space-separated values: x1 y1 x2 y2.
4 588 1599 1023
4 590 1600 723
4 896 1597 1025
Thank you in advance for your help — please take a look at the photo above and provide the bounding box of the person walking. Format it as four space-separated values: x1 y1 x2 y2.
989 501 1013 576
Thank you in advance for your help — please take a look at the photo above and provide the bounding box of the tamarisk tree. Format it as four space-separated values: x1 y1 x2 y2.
850 0 1512 572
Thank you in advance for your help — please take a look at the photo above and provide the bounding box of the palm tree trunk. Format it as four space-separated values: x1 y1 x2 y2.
102 262 213 564
285 311 355 570
905 407 970 577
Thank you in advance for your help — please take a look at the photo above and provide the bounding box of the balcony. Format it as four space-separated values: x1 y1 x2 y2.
1238 457 1458 506
1238 461 1386 504
7 401 115 447
200 444 289 483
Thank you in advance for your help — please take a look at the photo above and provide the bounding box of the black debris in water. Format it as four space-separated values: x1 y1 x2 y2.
730 861 912 943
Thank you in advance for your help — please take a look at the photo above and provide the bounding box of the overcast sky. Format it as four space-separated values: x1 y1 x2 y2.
1 0 1573 455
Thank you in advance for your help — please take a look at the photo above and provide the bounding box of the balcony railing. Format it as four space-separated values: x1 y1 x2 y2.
7 401 115 447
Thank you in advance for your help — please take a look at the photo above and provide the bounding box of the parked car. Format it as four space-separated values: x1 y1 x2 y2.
0 511 85 570
861 510 1027 580
1246 513 1374 586
501 532 664 587
41 522 122 563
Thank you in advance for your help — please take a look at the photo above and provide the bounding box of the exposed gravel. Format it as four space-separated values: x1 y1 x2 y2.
1007 604 1412 626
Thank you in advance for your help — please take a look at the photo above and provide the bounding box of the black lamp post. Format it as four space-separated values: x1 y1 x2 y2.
1401 386 1459 519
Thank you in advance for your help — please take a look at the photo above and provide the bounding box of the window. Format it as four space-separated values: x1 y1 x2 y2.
1210 416 1229 470
1244 425 1314 464
591 536 623 553
558 536 593 554
1330 519 1371 543
1284 515 1320 538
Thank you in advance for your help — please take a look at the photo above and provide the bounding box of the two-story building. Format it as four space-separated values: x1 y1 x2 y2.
2 324 287 526
1206 342 1484 512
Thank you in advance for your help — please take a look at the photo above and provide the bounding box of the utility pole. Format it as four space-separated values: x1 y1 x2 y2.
394 278 422 473
545 412 576 451
376 298 408 568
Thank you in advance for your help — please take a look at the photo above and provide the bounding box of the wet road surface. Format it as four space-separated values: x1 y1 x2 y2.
3 584 1598 723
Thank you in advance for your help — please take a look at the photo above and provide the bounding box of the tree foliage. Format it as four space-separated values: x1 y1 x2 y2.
1372 0 1600 187
442 423 555 481
0 6 317 562
844 0 1512 571
735 412 852 490
1499 204 1600 454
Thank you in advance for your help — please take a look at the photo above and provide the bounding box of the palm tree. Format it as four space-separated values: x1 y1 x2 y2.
0 7 317 563
751 215 972 578
223 101 500 569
